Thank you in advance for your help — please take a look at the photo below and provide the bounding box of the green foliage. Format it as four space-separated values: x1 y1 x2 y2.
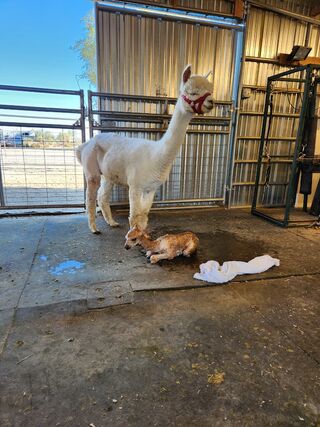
72 12 96 86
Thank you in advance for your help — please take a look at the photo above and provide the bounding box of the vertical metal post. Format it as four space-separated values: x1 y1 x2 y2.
225 27 246 208
80 89 86 143
0 158 5 207
251 79 272 211
283 66 312 225
88 90 94 138
79 89 87 205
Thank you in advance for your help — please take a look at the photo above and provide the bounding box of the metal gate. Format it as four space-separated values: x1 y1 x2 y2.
0 85 86 210
95 1 244 207
88 90 231 206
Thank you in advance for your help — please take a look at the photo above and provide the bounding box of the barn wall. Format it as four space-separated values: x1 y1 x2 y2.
109 0 234 15
96 5 237 205
96 0 320 208
231 2 320 207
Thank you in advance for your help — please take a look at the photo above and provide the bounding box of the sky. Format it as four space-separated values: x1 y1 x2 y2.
0 0 94 110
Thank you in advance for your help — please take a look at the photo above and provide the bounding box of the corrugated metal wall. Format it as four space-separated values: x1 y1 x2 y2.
96 6 235 205
113 0 234 15
96 0 320 208
258 0 311 16
97 12 234 100
231 1 320 206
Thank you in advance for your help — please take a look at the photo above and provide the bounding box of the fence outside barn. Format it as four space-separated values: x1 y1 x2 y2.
0 85 86 210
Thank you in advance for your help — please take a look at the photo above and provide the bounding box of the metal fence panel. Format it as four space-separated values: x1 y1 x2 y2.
0 86 86 209
88 91 231 206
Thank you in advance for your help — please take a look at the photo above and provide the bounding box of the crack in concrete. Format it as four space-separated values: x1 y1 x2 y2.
0 219 47 360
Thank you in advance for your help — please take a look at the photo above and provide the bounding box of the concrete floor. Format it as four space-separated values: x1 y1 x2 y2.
0 208 319 426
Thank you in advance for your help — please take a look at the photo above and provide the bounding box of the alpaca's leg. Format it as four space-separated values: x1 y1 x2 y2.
128 188 144 228
139 190 156 230
97 177 119 227
86 175 101 234
150 252 170 264
183 241 198 257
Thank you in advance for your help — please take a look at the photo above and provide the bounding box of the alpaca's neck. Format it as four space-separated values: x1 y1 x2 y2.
158 98 193 165
139 234 158 251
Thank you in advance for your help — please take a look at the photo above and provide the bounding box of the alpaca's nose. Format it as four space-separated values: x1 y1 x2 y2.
205 99 214 110
124 243 130 250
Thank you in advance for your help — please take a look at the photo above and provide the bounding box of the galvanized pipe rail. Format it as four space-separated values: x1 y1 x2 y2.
88 90 231 138
90 91 232 106
91 127 230 135
96 1 244 30
0 85 85 132
0 84 86 209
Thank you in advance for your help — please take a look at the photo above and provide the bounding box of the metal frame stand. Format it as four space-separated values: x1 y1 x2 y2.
251 64 320 227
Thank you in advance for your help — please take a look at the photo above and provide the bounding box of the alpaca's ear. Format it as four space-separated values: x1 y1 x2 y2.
204 70 213 79
182 65 192 84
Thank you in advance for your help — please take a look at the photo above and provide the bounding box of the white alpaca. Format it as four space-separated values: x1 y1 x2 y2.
76 65 213 233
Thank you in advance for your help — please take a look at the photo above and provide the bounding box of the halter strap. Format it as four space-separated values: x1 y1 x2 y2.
181 92 211 114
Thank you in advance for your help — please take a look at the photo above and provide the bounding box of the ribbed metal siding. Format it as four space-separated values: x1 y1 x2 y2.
231 1 320 207
97 9 234 205
256 0 313 16
108 0 234 14
98 12 234 100
178 0 233 14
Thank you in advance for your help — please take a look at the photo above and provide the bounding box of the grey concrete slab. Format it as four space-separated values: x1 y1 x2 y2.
18 281 88 308
0 284 319 427
0 308 14 355
0 217 46 309
288 226 320 244
0 217 46 274
229 274 320 362
0 272 27 310
1 208 320 308
1 209 319 426
87 280 133 309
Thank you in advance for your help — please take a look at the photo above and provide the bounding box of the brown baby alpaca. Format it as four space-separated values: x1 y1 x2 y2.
125 226 199 264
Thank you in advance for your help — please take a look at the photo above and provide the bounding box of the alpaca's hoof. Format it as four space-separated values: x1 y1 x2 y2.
90 227 101 234
109 221 120 227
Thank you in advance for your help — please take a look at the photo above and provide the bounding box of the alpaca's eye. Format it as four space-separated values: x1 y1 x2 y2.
132 238 137 242
190 92 197 96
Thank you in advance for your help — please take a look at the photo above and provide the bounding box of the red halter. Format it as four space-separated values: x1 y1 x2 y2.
181 92 212 114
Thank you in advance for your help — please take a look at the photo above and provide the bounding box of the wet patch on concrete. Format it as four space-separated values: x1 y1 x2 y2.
145 229 273 272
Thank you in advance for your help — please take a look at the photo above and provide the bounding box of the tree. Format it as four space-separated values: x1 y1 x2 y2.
72 11 96 86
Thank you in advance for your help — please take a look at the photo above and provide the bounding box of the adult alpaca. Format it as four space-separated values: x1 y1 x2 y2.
76 65 213 233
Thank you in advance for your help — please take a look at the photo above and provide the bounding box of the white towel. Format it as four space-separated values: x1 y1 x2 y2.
193 255 280 284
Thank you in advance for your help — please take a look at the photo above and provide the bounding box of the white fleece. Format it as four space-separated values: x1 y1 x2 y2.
194 255 280 284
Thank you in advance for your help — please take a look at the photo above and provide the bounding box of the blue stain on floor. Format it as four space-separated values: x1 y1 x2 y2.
49 260 85 276
39 255 48 261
